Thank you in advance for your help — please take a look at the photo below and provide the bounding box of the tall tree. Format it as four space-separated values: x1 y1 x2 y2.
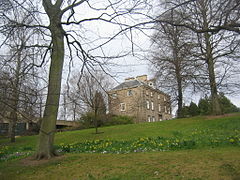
62 70 110 124
156 0 240 115
150 12 196 118
93 91 106 134
0 6 44 142
37 0 152 159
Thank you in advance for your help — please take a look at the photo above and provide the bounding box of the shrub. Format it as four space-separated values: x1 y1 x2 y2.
79 112 105 129
104 115 134 126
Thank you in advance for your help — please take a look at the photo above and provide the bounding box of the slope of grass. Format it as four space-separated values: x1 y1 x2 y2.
0 147 240 180
0 113 240 179
1 113 240 147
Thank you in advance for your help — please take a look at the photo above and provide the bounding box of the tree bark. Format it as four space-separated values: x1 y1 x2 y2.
35 1 65 159
201 1 222 115
176 72 183 118
94 110 98 134
8 48 22 142
172 30 183 118
8 112 17 142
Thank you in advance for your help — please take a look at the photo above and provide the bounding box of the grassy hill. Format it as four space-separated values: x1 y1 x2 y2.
0 113 240 179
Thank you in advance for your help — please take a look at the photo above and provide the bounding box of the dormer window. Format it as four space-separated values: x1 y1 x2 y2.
112 93 117 99
127 90 133 96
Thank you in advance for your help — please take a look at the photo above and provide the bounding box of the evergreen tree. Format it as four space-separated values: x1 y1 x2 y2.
181 105 190 118
198 97 211 115
219 93 240 113
188 102 199 117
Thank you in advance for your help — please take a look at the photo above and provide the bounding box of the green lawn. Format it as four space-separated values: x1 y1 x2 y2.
0 113 240 179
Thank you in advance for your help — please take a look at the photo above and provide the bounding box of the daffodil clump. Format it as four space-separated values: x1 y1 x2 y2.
57 133 240 154
0 129 239 162
0 145 33 162
0 146 9 158
57 137 196 154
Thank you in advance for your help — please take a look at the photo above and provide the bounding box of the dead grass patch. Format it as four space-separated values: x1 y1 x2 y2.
20 154 65 167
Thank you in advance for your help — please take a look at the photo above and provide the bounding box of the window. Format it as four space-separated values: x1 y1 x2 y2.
150 91 153 97
151 101 154 111
159 114 163 121
120 103 126 111
165 106 167 113
158 104 161 112
148 115 151 122
152 116 155 122
127 90 133 96
146 100 150 109
158 95 160 100
164 96 166 102
146 90 149 96
112 93 117 99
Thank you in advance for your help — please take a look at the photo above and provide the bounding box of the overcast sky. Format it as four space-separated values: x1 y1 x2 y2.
59 0 240 109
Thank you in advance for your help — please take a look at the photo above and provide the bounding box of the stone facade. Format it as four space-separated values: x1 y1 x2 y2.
108 75 172 123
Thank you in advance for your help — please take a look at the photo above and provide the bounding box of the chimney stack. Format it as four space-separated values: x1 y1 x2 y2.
125 77 135 81
136 75 147 82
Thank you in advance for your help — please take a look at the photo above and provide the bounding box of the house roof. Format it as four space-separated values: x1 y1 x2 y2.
111 79 145 91
110 79 170 98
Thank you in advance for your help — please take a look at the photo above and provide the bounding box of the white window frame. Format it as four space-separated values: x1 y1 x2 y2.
158 104 161 112
146 100 150 109
151 101 154 111
120 103 126 111
165 106 167 113
148 115 151 122
158 95 160 99
150 91 153 97
146 90 149 96
164 96 166 102
152 116 155 122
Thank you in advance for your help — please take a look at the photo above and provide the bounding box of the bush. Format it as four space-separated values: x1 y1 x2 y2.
104 115 134 126
79 112 105 129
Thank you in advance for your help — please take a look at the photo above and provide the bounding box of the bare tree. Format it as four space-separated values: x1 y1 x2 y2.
63 70 111 123
0 9 44 142
150 12 197 118
155 0 240 115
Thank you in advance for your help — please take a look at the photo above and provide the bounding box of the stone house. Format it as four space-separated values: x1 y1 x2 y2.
108 75 172 123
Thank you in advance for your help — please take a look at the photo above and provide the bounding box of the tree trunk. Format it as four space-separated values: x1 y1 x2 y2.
176 75 183 118
206 53 221 115
35 1 65 159
201 2 222 115
8 112 17 142
173 34 183 118
204 33 221 115
94 110 98 134
8 48 22 142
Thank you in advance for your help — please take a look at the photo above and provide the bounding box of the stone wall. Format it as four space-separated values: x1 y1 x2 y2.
109 85 172 123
